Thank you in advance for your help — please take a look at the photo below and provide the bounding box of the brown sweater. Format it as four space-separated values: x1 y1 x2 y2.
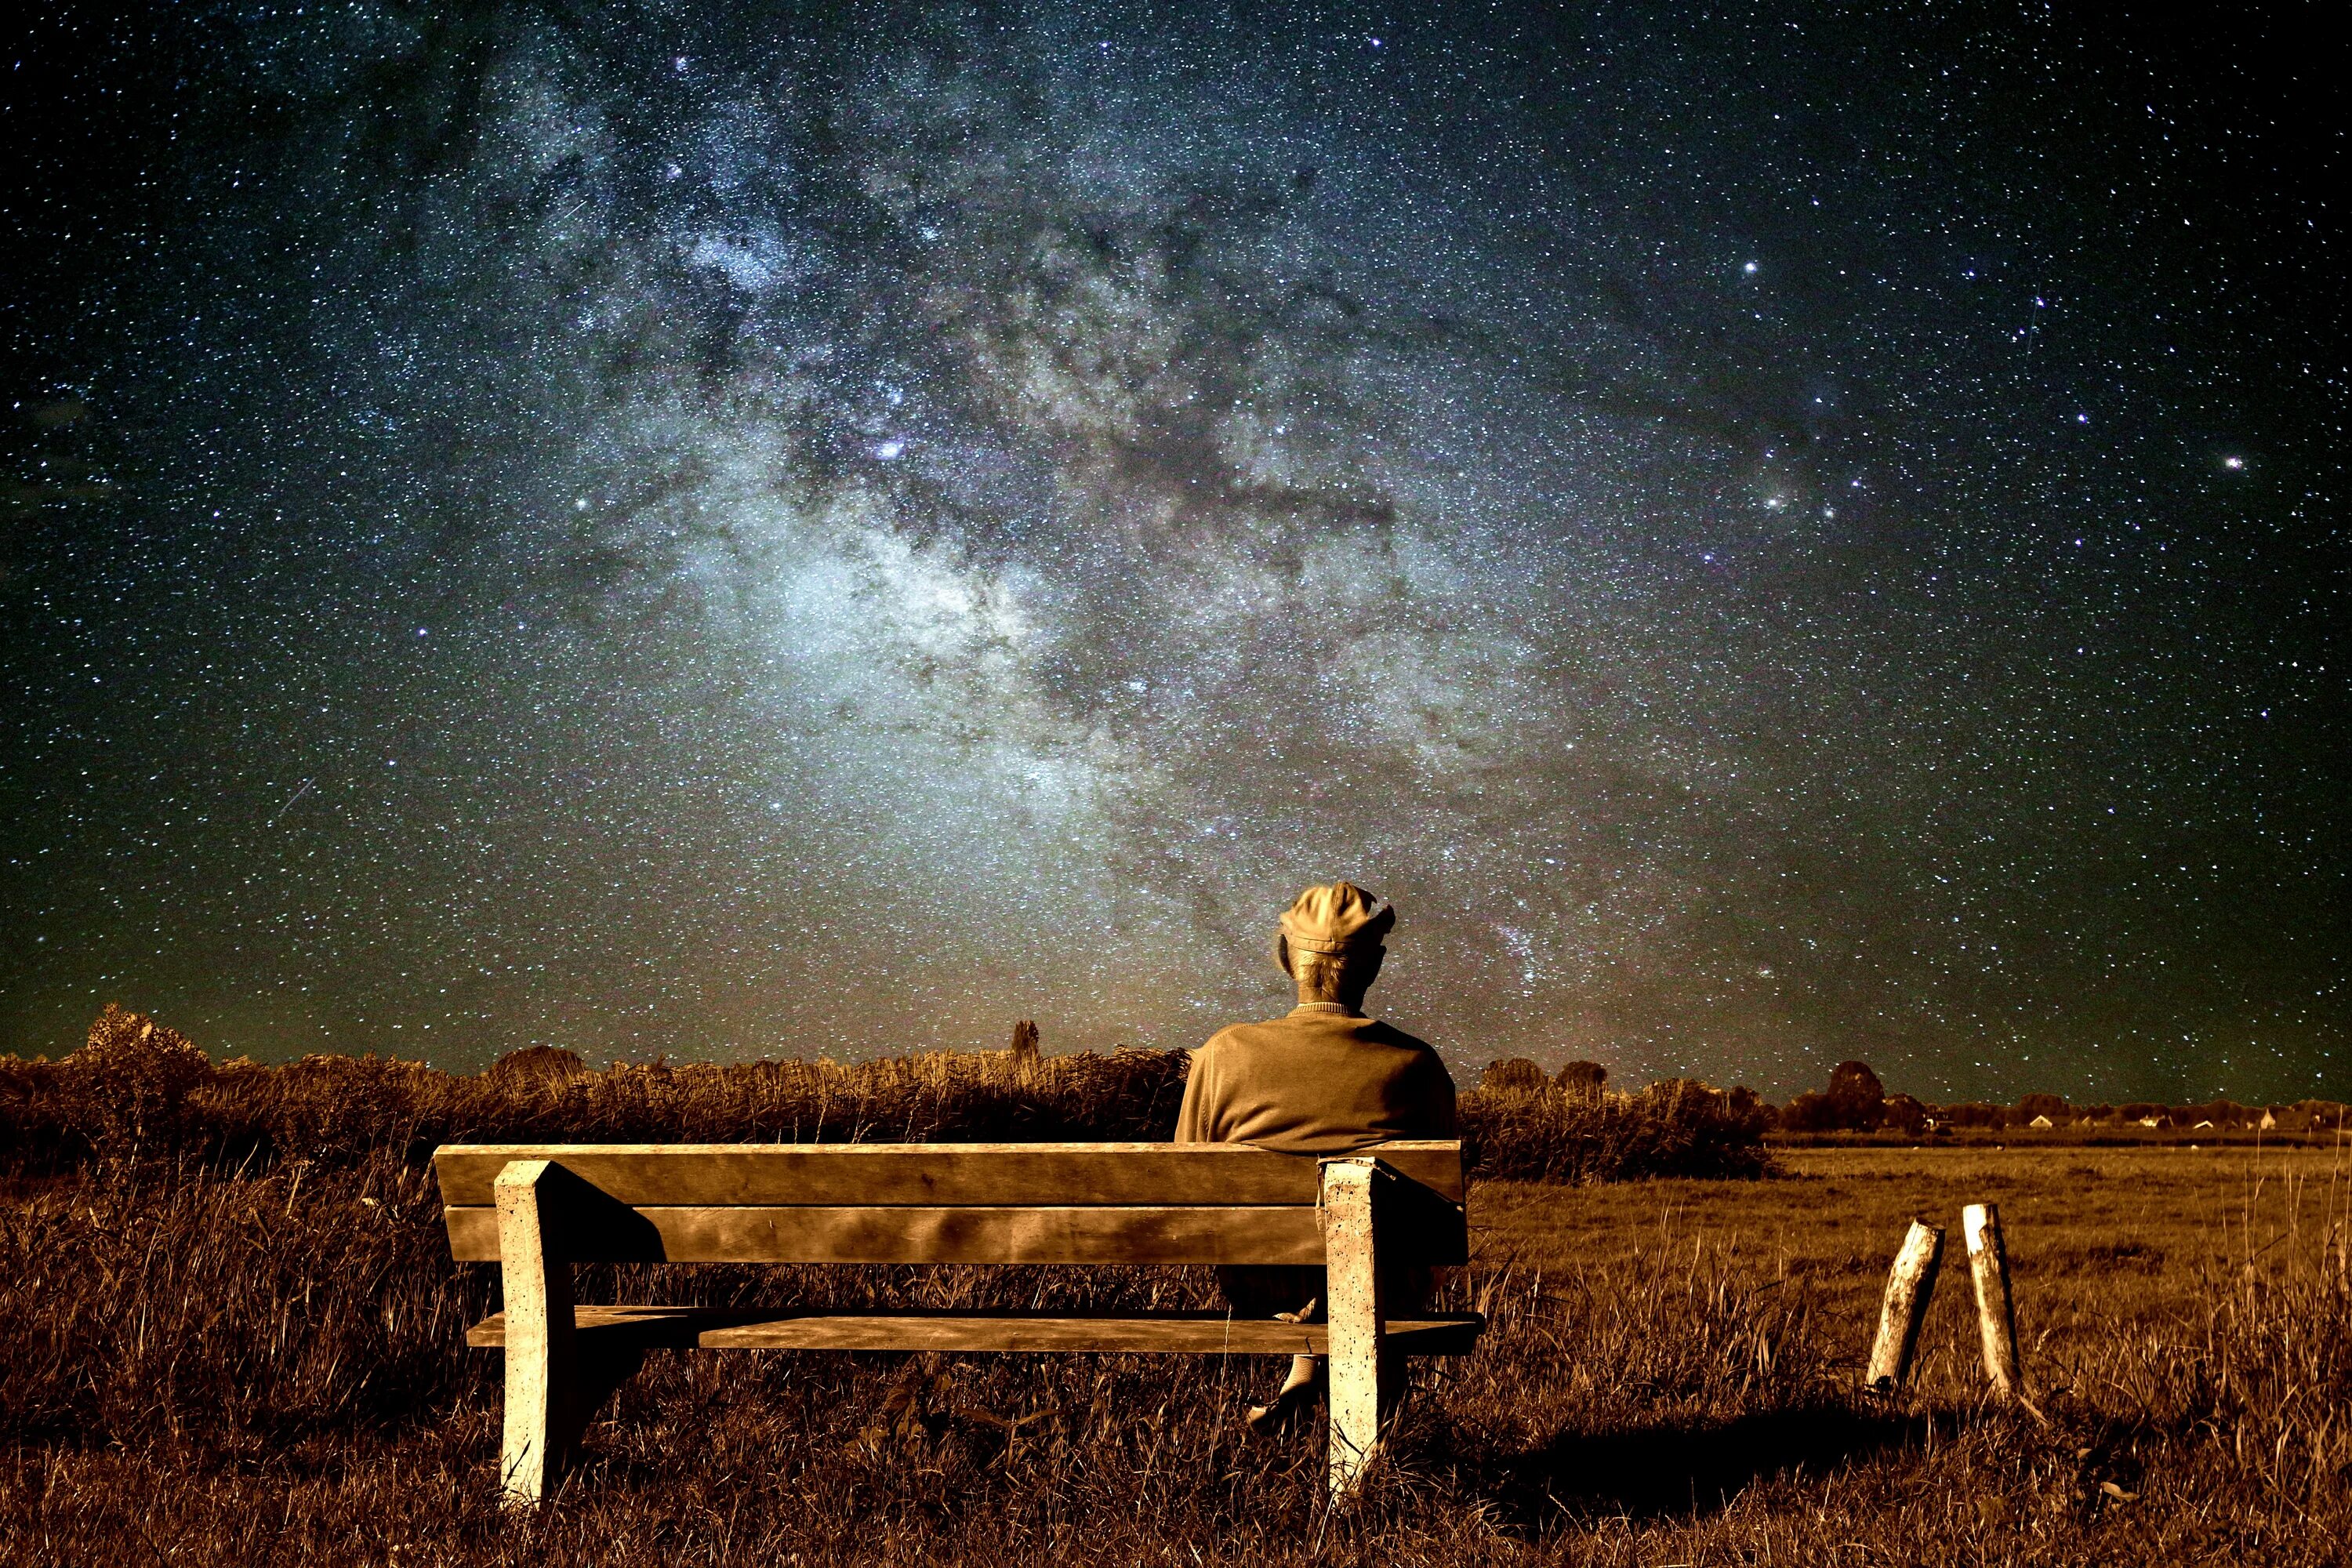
1173 1002 1457 1154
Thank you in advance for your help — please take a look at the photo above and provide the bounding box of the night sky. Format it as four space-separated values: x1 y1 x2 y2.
2 3 2342 1100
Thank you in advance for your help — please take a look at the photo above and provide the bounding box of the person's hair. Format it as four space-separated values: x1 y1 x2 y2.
1274 935 1382 1004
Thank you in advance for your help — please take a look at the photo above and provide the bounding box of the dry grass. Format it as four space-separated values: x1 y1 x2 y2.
0 1006 1769 1185
2 1014 2347 1563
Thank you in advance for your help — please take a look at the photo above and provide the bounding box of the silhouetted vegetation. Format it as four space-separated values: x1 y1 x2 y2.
1764 1055 2344 1145
1555 1059 1607 1099
1 1006 1772 1186
1460 1076 1773 1184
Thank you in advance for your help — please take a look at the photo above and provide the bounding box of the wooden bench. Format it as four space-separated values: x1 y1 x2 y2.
434 1140 1482 1504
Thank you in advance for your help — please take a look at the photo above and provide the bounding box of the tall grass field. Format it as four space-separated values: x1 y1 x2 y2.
2 1010 2346 1563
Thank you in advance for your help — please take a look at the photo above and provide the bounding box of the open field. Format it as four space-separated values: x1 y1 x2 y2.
5 1132 2347 1564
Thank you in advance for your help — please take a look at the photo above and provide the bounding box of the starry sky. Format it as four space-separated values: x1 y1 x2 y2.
2 2 2342 1100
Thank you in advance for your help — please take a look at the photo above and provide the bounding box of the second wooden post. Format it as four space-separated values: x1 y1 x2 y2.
1962 1201 2023 1399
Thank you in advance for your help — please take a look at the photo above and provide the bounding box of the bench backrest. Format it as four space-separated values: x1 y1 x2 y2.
434 1141 1467 1266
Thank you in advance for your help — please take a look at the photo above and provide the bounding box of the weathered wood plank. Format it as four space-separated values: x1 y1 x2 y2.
463 1305 1486 1356
433 1141 1466 1208
446 1203 1340 1265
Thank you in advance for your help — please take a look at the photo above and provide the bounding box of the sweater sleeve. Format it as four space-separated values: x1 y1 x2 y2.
1173 1041 1218 1143
1412 1051 1459 1138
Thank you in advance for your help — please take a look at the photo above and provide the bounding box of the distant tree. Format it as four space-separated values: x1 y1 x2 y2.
2119 1102 2164 1124
1780 1091 1839 1132
1940 1102 2007 1129
1883 1094 1929 1136
1828 1061 1885 1104
1824 1061 1886 1131
1556 1060 1609 1100
1480 1058 1550 1096
1009 1020 1041 1058
2017 1092 2069 1122
2081 1104 2116 1122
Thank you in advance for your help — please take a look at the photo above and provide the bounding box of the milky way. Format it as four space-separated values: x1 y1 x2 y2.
2 4 2341 1098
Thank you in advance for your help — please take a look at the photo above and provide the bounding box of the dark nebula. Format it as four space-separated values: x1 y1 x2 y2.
2 3 2341 1099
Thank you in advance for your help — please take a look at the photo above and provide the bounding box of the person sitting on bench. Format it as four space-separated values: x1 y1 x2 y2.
1174 880 1458 1432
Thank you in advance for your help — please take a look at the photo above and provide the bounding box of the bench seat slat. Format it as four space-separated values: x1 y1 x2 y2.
432 1142 1466 1208
463 1305 1486 1356
444 1203 1337 1265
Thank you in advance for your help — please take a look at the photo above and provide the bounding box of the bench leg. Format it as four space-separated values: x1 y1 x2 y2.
496 1160 582 1504
1321 1158 1396 1503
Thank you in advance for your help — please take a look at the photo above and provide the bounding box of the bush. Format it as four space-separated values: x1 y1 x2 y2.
1 1011 1773 1189
1882 1094 1929 1136
1460 1079 1773 1183
1555 1060 1608 1099
0 1016 1196 1176
1777 1091 1839 1134
1477 1058 1550 1096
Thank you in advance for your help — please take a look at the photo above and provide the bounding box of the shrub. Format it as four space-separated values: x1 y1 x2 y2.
1555 1060 1608 1099
1478 1058 1550 1096
1777 1091 1840 1133
1 1011 1773 1189
1461 1079 1772 1183
1882 1094 1929 1136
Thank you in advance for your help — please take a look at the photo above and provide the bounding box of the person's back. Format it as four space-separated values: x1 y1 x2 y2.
1174 880 1457 1432
1177 1007 1454 1153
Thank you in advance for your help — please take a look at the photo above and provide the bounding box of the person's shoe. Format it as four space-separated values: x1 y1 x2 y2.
1244 1379 1321 1437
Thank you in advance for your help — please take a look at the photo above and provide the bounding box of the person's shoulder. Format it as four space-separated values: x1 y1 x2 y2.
1196 1018 1280 1055
1358 1018 1439 1055
1359 1018 1456 1080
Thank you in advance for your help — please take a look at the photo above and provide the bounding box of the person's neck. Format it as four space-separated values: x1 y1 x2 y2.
1292 990 1370 1014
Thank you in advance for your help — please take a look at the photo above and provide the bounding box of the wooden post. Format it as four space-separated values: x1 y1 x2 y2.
1864 1220 1944 1391
1962 1201 2022 1399
495 1160 580 1504
1320 1157 1393 1501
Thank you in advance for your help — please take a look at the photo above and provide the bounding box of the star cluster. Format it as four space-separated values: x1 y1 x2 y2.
1 3 2340 1099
